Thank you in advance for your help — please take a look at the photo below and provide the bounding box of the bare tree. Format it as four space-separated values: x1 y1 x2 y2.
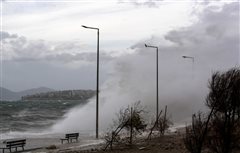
147 110 162 140
206 68 240 153
104 101 147 150
184 112 212 153
183 68 240 153
158 105 172 135
147 105 173 139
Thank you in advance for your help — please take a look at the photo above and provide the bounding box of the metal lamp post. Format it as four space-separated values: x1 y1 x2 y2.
145 44 159 123
182 56 194 78
82 25 99 139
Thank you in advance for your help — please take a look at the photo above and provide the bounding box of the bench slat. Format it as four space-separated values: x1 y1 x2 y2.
61 133 79 144
6 139 26 143
1 139 26 153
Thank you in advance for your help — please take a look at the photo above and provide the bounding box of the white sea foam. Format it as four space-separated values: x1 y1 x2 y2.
50 48 208 133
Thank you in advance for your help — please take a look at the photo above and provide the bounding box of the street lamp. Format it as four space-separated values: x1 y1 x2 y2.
182 55 194 78
82 25 99 139
145 44 159 124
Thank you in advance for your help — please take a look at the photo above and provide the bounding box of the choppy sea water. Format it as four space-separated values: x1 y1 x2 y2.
0 100 87 139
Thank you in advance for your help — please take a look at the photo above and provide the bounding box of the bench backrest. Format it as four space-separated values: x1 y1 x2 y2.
6 139 26 147
65 133 79 138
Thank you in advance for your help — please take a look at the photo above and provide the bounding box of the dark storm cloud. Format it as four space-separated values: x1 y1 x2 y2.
0 31 18 40
1 31 112 91
2 31 114 63
44 52 113 63
165 3 239 47
113 2 239 123
162 2 239 65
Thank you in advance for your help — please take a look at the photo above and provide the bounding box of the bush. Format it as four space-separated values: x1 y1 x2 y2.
104 101 147 150
206 68 240 153
184 112 208 153
184 68 240 153
157 106 173 135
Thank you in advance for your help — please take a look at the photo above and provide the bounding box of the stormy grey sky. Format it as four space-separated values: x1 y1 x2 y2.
0 0 239 92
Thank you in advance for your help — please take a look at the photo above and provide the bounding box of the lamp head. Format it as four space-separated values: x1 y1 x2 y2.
145 44 148 47
182 56 187 58
82 25 87 28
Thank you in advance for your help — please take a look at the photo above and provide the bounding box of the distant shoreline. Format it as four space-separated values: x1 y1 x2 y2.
0 86 95 101
21 89 95 101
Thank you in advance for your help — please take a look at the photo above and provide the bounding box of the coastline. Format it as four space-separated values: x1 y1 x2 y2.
0 126 187 153
1 129 240 153
27 133 186 153
0 128 185 153
0 136 104 153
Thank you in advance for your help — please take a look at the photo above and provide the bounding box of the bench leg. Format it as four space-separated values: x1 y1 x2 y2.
9 148 11 153
22 146 24 151
15 147 17 152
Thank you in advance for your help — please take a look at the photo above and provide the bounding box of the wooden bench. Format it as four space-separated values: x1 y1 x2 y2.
60 133 79 144
0 139 26 153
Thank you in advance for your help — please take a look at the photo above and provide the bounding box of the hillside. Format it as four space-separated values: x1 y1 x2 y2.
0 87 54 101
18 87 55 97
0 87 19 101
21 90 95 101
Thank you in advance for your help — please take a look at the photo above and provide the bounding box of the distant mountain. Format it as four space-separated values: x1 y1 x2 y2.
0 87 55 101
0 87 19 101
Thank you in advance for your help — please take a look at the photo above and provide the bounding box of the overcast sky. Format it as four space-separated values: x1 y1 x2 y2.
0 0 239 92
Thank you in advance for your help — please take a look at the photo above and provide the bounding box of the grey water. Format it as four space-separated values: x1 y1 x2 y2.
0 100 87 138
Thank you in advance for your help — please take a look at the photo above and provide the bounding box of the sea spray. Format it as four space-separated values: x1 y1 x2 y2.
48 6 239 132
50 49 208 133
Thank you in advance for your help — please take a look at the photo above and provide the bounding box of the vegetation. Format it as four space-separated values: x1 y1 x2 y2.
103 68 240 153
206 68 240 153
184 112 210 153
157 105 172 136
21 90 95 100
104 101 147 150
148 105 173 139
184 68 240 153
104 101 174 151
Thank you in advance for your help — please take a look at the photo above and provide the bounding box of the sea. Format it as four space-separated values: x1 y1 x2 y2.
0 100 88 140
0 100 187 152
